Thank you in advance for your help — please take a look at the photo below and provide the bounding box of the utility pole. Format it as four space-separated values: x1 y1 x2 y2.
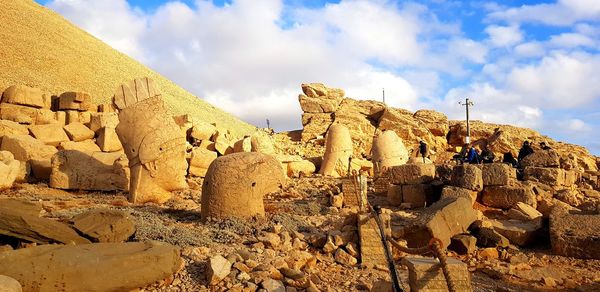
382 88 386 104
266 118 270 130
459 98 474 144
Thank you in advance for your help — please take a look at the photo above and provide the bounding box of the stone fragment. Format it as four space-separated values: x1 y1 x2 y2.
473 227 510 248
279 267 304 280
190 121 216 141
208 255 233 285
213 132 233 155
49 151 129 191
28 124 69 146
301 83 344 99
29 159 52 181
301 113 333 141
0 275 22 292
64 110 79 125
233 136 252 153
404 197 478 248
520 150 560 168
89 112 119 132
58 139 101 153
2 85 47 108
201 152 285 220
387 184 402 206
413 110 449 137
58 92 94 111
63 122 94 142
0 103 56 125
507 202 542 222
449 234 477 255
0 199 42 217
334 248 357 266
0 207 90 245
113 78 188 204
491 220 541 246
261 279 285 292
550 205 600 259
287 160 316 178
0 242 181 292
451 164 483 191
96 127 123 152
481 183 536 209
401 184 434 208
319 124 353 177
0 151 20 190
403 257 472 292
0 120 29 144
390 163 435 185
371 130 409 174
330 194 343 208
523 167 576 187
482 163 516 186
440 186 477 205
251 132 275 154
98 103 116 113
188 148 217 177
479 247 499 259
0 134 57 161
72 209 135 243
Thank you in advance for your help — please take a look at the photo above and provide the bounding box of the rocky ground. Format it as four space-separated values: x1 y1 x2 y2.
2 177 598 292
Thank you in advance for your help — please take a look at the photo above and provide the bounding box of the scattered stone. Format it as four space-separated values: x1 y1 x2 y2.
473 227 510 248
451 164 483 191
279 267 304 280
524 167 576 187
507 202 543 223
0 242 181 291
63 122 94 142
190 121 216 141
481 183 536 209
390 163 435 185
2 84 47 109
58 139 101 153
449 234 477 255
261 279 285 292
334 248 357 266
482 163 516 186
188 148 217 177
250 132 275 155
72 209 135 243
259 232 281 248
201 152 285 220
0 199 42 217
550 205 600 259
208 255 233 285
479 247 499 259
286 160 316 178
403 257 472 291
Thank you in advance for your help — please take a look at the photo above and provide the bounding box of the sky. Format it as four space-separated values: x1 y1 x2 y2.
35 0 600 155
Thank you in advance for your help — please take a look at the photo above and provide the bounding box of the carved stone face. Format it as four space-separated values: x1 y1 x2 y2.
143 143 188 192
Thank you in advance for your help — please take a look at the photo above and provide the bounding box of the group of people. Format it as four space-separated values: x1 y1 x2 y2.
451 140 550 167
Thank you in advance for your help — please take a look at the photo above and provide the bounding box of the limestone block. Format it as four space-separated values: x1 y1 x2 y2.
301 113 333 141
491 219 541 246
481 183 536 209
63 122 94 142
49 151 129 191
113 78 188 204
440 186 477 206
550 205 600 259
72 209 135 243
371 130 409 175
358 212 390 266
30 159 52 181
387 184 402 206
435 164 453 184
507 202 542 222
251 132 275 154
0 151 20 190
1 85 46 108
89 112 119 132
213 134 233 156
402 184 434 208
58 92 95 111
524 167 576 187
208 255 232 285
188 148 217 177
0 275 21 292
298 93 342 113
64 110 79 125
98 103 116 113
319 124 352 177
0 134 57 161
520 150 560 168
287 160 316 178
0 103 56 125
390 163 435 185
449 234 477 255
482 163 516 186
58 140 101 153
403 257 472 292
28 124 69 146
451 164 483 191
96 127 123 152
233 136 252 153
55 111 66 126
201 152 285 220
79 111 92 124
190 121 216 141
0 242 182 292
0 120 29 144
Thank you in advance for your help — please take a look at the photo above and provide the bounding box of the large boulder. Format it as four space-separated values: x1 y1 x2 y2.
0 242 182 292
482 163 516 186
188 148 217 177
72 209 135 243
300 113 333 141
0 103 56 125
390 163 435 185
1 85 49 109
49 151 129 191
0 120 29 144
201 152 285 220
0 134 57 161
96 127 123 152
482 183 536 209
63 122 95 142
451 164 483 191
0 151 20 190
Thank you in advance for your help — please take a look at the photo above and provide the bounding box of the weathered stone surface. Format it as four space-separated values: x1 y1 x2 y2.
377 107 442 154
207 254 232 285
550 205 600 259
113 78 188 204
390 163 435 185
89 112 119 132
387 184 403 206
190 121 216 141
58 139 101 153
0 275 22 292
371 130 408 175
251 132 275 154
0 120 29 143
481 183 536 209
299 93 342 113
287 160 316 178
30 159 52 181
440 186 477 206
405 197 478 248
508 202 543 222
28 124 69 146
301 113 333 141
49 151 129 191
63 122 94 142
0 199 42 217
358 212 391 266
473 227 510 248
2 85 47 109
233 136 252 153
491 219 541 246
212 132 233 155
72 209 135 243
520 150 560 168
0 151 20 190
402 184 434 208
0 134 57 161
188 148 217 177
413 110 449 137
0 206 90 245
524 167 576 187
301 83 344 100
201 152 285 220
403 257 472 292
482 163 516 186
449 234 477 255
319 124 352 177
0 242 181 292
0 103 56 125
58 91 95 111
261 279 285 292
334 248 357 266
96 127 123 152
451 164 483 191
435 164 453 184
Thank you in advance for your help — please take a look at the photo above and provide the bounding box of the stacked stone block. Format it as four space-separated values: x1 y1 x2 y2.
387 163 436 208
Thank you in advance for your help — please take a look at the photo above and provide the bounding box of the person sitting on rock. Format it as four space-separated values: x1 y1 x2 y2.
467 146 480 164
418 141 429 163
480 145 495 163
518 141 534 161
453 143 469 164
540 141 551 150
502 152 518 167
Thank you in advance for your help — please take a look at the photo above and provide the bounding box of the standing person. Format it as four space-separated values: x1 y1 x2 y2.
418 141 429 163
467 145 480 164
480 145 495 163
518 141 534 161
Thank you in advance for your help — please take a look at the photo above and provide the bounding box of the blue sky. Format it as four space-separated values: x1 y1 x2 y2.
36 0 600 154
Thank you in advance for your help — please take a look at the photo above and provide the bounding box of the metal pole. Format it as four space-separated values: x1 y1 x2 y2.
266 119 270 130
372 205 403 292
465 98 470 144
383 88 386 104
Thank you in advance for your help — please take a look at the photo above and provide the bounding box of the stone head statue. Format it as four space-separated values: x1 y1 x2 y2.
112 77 188 204
372 130 408 175
319 123 353 177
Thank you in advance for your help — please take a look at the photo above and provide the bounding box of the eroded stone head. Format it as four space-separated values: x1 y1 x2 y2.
319 123 353 177
372 130 408 175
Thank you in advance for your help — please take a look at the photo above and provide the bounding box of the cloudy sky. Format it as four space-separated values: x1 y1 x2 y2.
36 0 600 154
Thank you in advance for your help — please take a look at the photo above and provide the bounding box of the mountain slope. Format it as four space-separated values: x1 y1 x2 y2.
0 0 255 137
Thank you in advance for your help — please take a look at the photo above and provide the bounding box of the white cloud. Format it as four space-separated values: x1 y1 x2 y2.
514 42 545 58
488 0 600 26
549 33 597 49
485 25 523 47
